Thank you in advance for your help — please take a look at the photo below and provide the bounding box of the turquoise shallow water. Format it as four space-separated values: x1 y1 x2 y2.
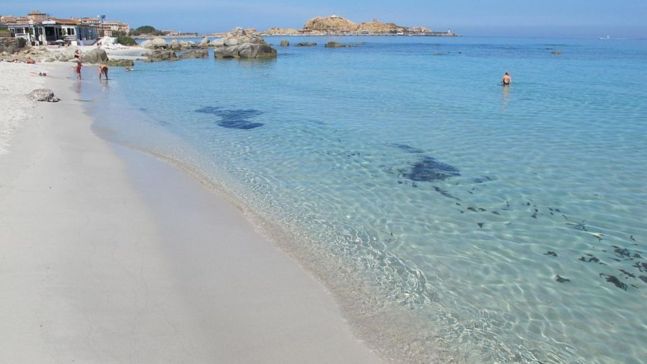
87 36 647 363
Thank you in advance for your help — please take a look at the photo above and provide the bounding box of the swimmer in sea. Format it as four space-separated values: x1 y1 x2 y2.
502 72 512 86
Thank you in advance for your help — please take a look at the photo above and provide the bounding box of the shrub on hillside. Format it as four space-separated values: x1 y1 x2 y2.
114 31 137 46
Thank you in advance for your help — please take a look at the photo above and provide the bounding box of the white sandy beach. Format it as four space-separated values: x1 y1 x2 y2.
0 62 381 363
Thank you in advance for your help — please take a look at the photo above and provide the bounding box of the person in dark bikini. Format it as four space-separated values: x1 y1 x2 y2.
98 64 109 80
502 72 512 86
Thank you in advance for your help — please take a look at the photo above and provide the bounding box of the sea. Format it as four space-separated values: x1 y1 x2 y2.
81 36 647 363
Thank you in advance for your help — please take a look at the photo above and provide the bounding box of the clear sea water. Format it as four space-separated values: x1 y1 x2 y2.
84 36 647 363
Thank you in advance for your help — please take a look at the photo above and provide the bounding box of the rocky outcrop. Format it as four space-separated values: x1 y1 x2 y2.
296 42 318 47
178 49 209 59
279 40 290 47
357 20 406 34
81 48 108 64
147 49 177 62
169 40 182 50
107 59 135 67
199 37 210 48
304 15 357 32
0 37 22 54
168 40 195 50
261 15 451 36
213 28 277 59
141 37 167 49
263 27 301 36
28 89 60 102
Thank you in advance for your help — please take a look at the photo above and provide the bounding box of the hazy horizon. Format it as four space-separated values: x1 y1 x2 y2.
2 0 646 38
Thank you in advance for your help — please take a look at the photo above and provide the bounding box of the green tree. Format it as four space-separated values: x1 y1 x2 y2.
113 31 137 46
130 25 166 36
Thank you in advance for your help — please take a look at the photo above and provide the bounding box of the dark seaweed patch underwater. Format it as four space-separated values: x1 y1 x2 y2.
403 156 461 182
195 106 264 129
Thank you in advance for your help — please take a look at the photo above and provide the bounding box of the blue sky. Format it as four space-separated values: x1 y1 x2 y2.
2 0 646 37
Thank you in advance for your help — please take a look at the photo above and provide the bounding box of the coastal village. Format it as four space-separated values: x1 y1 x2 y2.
0 11 129 45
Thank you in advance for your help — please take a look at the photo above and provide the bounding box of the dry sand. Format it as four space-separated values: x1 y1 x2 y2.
0 62 381 363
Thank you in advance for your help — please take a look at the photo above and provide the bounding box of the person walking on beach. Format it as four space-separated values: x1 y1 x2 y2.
75 60 82 80
98 64 109 81
502 72 512 86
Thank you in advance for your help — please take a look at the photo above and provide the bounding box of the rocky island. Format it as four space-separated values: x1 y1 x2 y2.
263 15 457 36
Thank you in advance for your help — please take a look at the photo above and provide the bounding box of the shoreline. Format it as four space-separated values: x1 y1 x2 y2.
0 62 382 363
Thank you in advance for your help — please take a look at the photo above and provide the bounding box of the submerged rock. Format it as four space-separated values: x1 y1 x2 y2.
214 28 277 59
325 41 349 48
107 59 135 67
28 89 60 102
296 42 318 47
279 40 290 47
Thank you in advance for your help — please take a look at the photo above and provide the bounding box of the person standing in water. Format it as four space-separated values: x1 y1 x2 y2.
75 60 82 80
98 64 109 80
502 72 512 86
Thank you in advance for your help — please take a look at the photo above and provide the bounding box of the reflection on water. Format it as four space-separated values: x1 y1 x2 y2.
501 84 510 111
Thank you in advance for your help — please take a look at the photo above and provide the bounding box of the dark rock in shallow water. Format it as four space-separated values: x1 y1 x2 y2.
555 275 570 283
579 254 602 264
639 276 647 283
472 176 495 184
147 49 177 62
619 269 636 278
403 156 460 182
195 106 264 129
107 59 135 67
325 41 349 48
613 246 632 259
545 251 558 257
634 262 647 272
296 42 317 47
600 273 628 290
432 186 460 200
